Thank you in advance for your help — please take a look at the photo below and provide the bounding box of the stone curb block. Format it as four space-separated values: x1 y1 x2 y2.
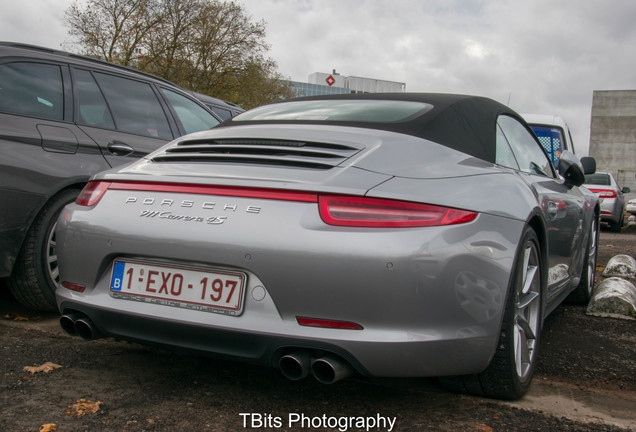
588 254 636 320
587 277 636 320
601 254 636 281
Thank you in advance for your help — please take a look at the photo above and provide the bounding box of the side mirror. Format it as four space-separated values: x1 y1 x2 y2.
622 187 631 194
558 151 585 187
580 156 596 175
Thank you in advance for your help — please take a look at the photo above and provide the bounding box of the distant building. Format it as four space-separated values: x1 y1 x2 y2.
589 90 636 198
288 70 406 98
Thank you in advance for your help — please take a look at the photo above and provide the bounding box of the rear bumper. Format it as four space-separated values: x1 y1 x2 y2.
599 198 622 223
56 190 525 378
57 297 499 378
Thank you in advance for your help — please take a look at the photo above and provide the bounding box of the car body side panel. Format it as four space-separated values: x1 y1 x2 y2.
0 189 43 276
56 189 525 377
0 114 110 277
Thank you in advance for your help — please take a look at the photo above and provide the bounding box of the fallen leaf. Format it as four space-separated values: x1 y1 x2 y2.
66 399 102 417
605 244 614 248
23 362 62 374
23 362 61 374
3 313 29 321
475 426 493 431
40 424 57 432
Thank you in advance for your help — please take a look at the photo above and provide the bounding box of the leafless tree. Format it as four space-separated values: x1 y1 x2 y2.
65 0 293 108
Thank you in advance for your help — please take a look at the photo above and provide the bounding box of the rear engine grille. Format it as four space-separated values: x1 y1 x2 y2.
151 138 362 169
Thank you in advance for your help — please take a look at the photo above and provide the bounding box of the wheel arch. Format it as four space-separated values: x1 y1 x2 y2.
9 181 86 275
20 179 88 249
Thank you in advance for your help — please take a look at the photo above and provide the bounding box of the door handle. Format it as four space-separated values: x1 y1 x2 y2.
107 141 134 156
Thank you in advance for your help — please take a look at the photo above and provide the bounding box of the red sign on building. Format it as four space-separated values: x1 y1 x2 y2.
326 75 336 86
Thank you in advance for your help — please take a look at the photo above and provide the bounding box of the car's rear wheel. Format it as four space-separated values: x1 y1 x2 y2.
568 215 599 304
8 189 79 311
440 226 542 400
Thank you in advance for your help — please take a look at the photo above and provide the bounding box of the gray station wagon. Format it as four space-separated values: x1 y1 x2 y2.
0 42 221 311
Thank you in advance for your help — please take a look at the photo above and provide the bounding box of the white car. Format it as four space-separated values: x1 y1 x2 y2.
627 198 636 215
583 172 630 232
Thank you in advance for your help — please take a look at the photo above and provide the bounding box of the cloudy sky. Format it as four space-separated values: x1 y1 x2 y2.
2 0 636 155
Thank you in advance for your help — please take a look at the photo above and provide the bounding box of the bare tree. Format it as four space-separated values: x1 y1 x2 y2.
65 0 292 108
65 0 163 64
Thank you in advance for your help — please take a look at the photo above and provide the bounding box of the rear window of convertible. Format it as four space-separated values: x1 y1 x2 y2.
233 100 433 123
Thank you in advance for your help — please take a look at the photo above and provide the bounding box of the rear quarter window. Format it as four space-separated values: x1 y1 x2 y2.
0 62 64 121
93 72 172 140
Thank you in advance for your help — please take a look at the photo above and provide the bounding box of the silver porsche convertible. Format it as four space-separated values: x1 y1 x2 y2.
56 93 599 400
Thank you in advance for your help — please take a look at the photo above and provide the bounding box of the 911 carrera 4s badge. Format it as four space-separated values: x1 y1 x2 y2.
138 210 227 224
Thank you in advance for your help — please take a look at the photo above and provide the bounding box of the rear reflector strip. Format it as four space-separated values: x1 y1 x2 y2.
61 281 86 293
109 182 319 202
296 317 363 330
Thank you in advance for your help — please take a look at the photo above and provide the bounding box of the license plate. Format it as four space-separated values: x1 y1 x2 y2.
110 259 246 315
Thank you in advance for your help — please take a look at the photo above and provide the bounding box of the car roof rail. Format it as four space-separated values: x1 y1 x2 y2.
0 41 179 88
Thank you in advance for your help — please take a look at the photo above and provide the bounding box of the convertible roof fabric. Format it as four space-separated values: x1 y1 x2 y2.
222 93 522 163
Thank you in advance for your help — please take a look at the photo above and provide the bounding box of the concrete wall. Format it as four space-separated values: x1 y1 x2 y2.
589 90 636 199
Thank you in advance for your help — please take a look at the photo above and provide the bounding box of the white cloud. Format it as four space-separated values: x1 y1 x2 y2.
2 0 636 155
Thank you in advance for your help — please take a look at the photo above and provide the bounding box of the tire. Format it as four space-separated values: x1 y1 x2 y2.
568 215 599 304
610 212 623 233
440 226 543 400
8 189 80 311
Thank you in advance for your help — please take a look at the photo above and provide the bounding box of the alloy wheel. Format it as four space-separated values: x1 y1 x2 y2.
514 242 541 381
46 221 60 288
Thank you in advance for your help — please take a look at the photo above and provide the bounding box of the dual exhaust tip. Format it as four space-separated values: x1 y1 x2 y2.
279 351 353 384
60 313 100 341
61 315 351 384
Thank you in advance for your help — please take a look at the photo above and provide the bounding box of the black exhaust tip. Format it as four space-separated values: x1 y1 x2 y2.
59 313 84 336
280 352 312 380
75 317 99 341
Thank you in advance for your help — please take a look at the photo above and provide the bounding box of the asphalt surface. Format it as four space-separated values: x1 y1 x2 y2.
1 229 635 432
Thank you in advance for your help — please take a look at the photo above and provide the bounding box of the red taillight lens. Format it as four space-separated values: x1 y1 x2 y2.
61 281 86 292
589 188 617 199
296 317 363 330
75 181 112 206
318 195 477 227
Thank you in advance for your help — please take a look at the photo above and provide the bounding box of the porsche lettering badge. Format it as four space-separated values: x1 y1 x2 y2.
124 196 262 225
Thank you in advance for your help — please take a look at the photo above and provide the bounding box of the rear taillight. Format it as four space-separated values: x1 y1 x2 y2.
76 181 112 206
589 188 617 199
75 181 478 228
318 195 477 227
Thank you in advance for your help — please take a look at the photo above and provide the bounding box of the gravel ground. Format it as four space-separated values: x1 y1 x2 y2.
0 229 634 432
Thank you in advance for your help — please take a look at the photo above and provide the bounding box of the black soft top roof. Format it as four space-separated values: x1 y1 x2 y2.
222 93 522 163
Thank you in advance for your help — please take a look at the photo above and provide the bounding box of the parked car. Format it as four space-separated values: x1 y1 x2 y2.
56 93 599 400
191 91 245 120
522 114 576 166
583 171 630 231
627 198 636 215
0 42 221 311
